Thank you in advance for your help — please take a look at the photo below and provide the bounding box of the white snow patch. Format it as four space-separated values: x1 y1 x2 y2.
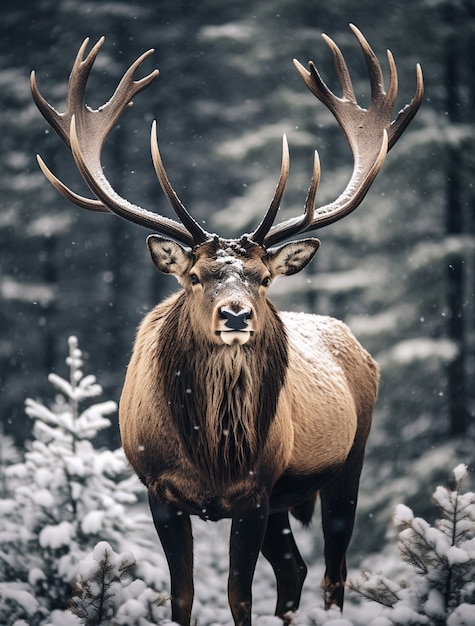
393 504 414 526
379 337 458 366
255 617 283 626
31 488 55 508
39 520 75 549
81 510 105 534
447 603 475 626
49 609 82 625
0 584 39 615
390 603 430 624
0 277 55 304
453 464 468 483
446 546 470 565
424 588 446 618
28 567 46 586
0 498 18 515
200 22 255 43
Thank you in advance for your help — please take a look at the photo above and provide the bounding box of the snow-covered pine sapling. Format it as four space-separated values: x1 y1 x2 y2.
349 464 475 626
0 336 149 624
31 335 114 454
70 541 168 626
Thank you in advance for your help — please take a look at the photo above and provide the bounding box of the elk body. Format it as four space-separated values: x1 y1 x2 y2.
32 26 423 626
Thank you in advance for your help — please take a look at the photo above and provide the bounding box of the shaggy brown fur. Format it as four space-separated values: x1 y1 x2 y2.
119 236 379 624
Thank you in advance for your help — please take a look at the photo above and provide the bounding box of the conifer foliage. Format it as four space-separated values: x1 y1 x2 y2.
350 465 475 626
0 337 166 626
70 541 168 626
0 337 473 625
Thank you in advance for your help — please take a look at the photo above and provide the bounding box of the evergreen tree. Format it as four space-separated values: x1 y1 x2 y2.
0 337 165 626
350 465 475 626
70 542 168 626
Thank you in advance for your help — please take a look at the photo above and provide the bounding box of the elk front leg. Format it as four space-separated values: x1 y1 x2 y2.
261 511 307 621
148 495 194 626
228 500 269 626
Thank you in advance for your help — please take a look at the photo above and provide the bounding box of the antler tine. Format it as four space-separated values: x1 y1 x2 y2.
251 136 322 248
69 115 196 244
388 61 423 150
32 37 206 247
263 25 423 246
263 149 321 248
250 134 290 245
31 37 105 151
31 38 112 214
36 154 111 213
99 46 158 138
151 121 209 245
349 25 385 105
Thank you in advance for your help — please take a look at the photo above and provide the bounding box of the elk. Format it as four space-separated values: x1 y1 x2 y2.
31 25 423 626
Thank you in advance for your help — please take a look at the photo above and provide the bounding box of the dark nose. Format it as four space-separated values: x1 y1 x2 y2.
220 307 252 331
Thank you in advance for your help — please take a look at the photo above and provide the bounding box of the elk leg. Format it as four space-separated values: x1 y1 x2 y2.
228 500 269 626
261 511 307 621
319 454 363 610
148 495 194 626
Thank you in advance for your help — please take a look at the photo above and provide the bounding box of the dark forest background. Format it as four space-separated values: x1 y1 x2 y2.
1 0 474 552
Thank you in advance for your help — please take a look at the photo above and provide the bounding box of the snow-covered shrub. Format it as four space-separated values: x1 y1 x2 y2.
0 426 21 498
0 336 166 626
70 541 168 626
350 464 475 626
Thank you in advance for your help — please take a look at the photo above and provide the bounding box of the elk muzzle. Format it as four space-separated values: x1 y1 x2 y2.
216 305 254 345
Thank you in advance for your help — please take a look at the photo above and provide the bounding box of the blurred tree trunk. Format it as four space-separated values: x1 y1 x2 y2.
464 0 475 432
444 2 469 436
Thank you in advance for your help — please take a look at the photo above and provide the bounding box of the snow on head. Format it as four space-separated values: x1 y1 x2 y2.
216 247 244 266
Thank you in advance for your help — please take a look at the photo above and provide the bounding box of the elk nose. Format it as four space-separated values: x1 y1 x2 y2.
220 306 252 331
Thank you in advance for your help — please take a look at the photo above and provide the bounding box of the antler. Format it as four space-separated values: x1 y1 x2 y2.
32 29 423 251
31 37 209 247
251 135 321 246
257 24 423 248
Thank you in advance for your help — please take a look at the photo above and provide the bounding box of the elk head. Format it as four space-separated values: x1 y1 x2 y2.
147 234 320 345
31 26 423 349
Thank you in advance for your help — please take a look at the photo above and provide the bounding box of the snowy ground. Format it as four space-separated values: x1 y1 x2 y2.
132 501 398 625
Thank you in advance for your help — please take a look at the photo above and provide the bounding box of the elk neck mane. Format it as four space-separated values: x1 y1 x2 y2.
155 291 289 488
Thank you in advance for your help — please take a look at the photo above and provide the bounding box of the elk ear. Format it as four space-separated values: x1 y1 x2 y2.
267 238 320 276
147 235 193 278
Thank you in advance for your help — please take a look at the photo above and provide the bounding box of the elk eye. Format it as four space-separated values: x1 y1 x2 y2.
261 276 272 287
190 273 200 285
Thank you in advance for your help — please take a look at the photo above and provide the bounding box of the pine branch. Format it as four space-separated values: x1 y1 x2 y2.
350 465 475 623
348 571 402 607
